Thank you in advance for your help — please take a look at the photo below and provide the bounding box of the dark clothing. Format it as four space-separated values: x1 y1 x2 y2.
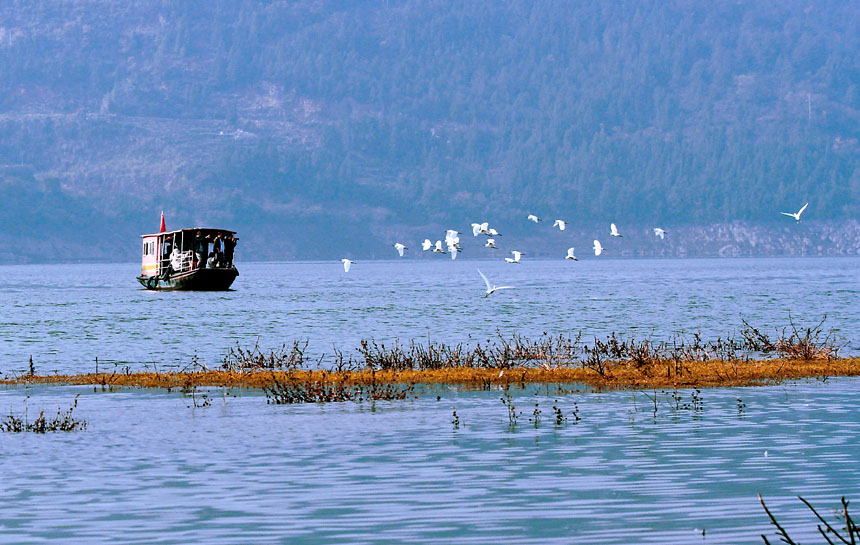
224 238 236 268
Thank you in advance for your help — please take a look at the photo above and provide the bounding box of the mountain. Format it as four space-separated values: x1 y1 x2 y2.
1 0 859 262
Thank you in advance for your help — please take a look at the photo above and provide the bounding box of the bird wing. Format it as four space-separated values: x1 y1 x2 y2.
495 286 514 291
342 260 351 272
477 269 492 291
471 223 481 236
780 212 795 218
610 223 618 235
797 202 808 216
566 247 575 257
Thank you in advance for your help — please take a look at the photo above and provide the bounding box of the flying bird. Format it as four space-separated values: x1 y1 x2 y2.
527 214 541 223
653 228 666 240
610 223 623 237
433 240 446 254
471 222 489 236
477 269 514 297
488 228 502 237
553 219 566 231
445 230 461 248
781 203 809 222
341 259 355 272
565 247 578 261
485 238 497 249
593 240 603 256
505 250 524 264
422 239 433 251
393 243 408 256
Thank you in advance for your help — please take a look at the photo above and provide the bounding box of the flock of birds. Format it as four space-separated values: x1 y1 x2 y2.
340 202 810 296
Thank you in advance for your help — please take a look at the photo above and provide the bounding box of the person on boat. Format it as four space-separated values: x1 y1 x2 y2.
213 232 224 266
194 231 207 269
206 251 218 268
170 247 183 271
223 235 237 268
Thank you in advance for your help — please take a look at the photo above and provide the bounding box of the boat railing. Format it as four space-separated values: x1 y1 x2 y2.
159 251 197 276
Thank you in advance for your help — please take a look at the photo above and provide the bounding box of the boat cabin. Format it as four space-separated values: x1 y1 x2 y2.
138 227 239 290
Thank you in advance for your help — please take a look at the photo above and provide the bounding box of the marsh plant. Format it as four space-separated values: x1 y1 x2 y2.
1 395 87 433
263 377 417 404
742 315 843 361
759 495 859 544
500 388 520 429
222 339 308 372
214 316 841 381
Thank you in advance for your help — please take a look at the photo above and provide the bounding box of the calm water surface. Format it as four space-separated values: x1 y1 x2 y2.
1 258 859 543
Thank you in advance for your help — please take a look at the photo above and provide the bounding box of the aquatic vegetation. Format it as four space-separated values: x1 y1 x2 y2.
263 376 417 404
742 315 843 361
221 339 308 372
759 494 858 544
500 388 520 429
4 320 859 394
0 395 87 433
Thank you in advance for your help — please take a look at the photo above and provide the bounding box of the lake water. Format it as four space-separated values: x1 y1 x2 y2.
1 258 859 543
1 257 858 375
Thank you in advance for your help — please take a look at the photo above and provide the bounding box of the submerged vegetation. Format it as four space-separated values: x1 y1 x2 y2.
3 320 858 394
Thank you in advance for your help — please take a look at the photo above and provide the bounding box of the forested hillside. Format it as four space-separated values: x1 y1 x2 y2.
1 0 859 262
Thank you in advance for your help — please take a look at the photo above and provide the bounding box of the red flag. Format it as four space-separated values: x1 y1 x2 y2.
159 211 166 233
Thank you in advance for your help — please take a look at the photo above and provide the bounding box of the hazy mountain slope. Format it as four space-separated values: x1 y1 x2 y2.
1 0 859 262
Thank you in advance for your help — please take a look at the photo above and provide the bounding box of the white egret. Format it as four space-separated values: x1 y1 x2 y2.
505 250 524 264
471 222 489 236
393 243 408 256
565 247 578 261
553 219 566 231
445 238 460 259
781 203 809 222
485 238 497 249
527 214 541 223
433 240 446 254
341 259 355 272
653 228 666 240
610 223 623 237
488 228 501 237
421 239 433 251
593 240 603 256
477 269 514 297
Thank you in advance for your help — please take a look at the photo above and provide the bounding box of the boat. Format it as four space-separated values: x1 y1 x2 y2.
137 227 239 290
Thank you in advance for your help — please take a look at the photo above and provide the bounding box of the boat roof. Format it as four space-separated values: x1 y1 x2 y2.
140 227 237 238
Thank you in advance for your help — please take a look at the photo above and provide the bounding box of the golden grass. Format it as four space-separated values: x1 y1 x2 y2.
4 357 860 391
